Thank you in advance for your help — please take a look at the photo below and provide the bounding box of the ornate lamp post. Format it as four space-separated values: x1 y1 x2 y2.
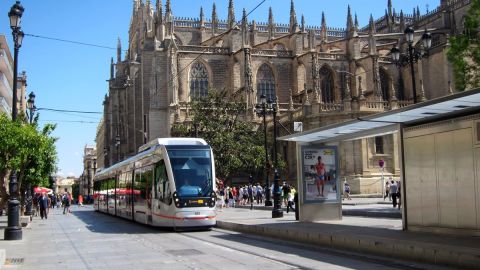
270 98 283 218
115 134 120 162
27 91 36 123
390 26 432 103
5 0 24 241
23 91 35 217
255 94 272 207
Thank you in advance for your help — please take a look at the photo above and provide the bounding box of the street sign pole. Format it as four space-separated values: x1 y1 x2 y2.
378 159 385 198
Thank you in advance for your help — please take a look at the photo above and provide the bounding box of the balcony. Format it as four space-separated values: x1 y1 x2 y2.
0 49 13 78
0 73 13 98
0 96 11 117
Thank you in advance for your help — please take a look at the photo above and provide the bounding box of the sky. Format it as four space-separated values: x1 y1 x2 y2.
0 0 439 177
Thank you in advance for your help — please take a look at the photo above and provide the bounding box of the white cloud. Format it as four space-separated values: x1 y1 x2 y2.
68 172 76 177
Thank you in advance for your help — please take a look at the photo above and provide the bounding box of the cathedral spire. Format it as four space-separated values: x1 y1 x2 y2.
301 14 305 32
416 6 420 19
212 2 218 36
156 0 163 23
321 12 327 42
368 14 377 55
399 10 405 31
117 37 122 63
110 57 114 80
354 13 359 31
166 0 172 14
198 6 204 26
369 14 376 34
289 0 298 33
228 0 235 29
387 0 393 20
346 5 355 37
268 7 275 40
241 8 249 46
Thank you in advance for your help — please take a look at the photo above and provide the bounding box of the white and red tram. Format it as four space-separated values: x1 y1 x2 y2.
93 138 217 229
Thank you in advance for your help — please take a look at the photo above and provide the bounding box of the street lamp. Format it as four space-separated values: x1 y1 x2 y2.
269 98 283 218
5 0 24 241
115 134 120 162
390 27 432 103
27 91 35 124
23 92 35 217
255 94 272 207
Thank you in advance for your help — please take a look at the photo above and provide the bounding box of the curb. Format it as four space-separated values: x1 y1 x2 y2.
216 221 480 269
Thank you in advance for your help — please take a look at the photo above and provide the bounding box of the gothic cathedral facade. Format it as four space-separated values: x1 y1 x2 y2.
100 0 472 193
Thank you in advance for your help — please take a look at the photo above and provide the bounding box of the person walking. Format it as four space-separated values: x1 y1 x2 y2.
389 180 398 208
38 192 49 219
384 181 391 201
78 195 84 207
63 192 71 214
343 181 351 200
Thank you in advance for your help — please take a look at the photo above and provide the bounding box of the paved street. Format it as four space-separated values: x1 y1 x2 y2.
0 205 452 270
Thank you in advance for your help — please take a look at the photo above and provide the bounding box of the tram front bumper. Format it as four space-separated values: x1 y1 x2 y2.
173 209 216 227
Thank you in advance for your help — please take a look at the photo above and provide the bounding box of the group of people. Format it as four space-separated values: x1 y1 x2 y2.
215 180 297 213
383 177 402 208
33 192 73 219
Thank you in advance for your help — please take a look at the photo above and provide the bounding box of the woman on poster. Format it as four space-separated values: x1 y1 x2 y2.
315 156 326 197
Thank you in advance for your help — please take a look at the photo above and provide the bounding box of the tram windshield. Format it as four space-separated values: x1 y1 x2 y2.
168 148 213 197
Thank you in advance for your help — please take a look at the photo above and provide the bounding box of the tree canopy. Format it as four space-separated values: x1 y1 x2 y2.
172 90 278 181
0 113 57 209
447 0 480 91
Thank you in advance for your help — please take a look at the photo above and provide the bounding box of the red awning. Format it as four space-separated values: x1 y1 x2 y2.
34 186 53 194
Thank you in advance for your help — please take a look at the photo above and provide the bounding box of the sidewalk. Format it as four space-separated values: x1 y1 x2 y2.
234 197 402 219
216 207 480 269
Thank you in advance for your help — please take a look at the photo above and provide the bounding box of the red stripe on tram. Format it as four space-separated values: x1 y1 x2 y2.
152 212 216 220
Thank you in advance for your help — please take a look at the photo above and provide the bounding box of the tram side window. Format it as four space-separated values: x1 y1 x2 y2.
154 160 168 202
135 170 146 204
143 167 153 208
125 171 133 206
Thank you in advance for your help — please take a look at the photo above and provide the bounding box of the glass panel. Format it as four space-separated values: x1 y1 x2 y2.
168 149 213 197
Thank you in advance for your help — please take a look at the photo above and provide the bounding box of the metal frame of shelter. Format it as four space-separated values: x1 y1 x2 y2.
279 88 480 229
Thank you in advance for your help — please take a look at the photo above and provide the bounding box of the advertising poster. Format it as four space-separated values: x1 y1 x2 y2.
302 146 339 203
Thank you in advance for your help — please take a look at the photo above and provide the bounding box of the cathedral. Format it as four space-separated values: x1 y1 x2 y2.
97 0 472 193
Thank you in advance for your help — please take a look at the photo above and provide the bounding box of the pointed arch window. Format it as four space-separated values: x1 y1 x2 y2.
257 64 276 101
190 62 209 99
320 66 334 103
380 68 390 101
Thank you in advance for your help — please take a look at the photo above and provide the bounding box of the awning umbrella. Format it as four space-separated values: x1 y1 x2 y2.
34 186 53 195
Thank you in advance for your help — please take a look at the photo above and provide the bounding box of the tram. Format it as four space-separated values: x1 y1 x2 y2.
93 138 217 229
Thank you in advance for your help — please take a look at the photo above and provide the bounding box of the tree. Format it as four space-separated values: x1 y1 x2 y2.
172 90 270 181
447 0 480 91
0 113 58 212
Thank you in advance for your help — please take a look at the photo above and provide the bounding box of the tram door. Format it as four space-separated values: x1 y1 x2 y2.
153 160 171 226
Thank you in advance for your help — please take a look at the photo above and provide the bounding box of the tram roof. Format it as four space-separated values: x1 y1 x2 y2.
138 137 207 152
278 88 480 144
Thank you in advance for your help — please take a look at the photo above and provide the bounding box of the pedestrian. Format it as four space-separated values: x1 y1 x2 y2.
38 192 49 219
286 187 295 213
282 182 291 207
256 183 263 204
63 192 71 214
33 193 39 216
343 181 351 200
384 180 391 201
396 180 402 209
389 180 398 208
78 194 83 207
51 195 57 209
216 185 225 211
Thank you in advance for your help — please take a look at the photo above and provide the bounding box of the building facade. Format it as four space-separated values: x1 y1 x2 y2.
78 145 97 199
0 34 14 117
100 0 472 193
